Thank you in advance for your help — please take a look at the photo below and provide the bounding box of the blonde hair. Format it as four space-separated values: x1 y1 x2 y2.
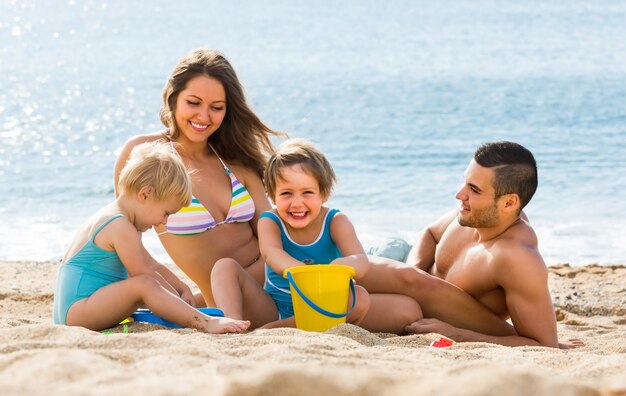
264 138 336 202
160 48 284 178
118 142 192 207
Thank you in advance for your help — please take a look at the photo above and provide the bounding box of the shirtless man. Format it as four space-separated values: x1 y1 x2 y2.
360 141 579 347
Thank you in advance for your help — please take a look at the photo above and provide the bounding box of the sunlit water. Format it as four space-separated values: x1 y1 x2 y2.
1 1 625 265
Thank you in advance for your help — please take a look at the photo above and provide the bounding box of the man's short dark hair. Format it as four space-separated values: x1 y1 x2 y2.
474 141 538 212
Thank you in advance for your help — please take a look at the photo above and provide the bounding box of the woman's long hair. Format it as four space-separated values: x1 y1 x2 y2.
160 49 283 178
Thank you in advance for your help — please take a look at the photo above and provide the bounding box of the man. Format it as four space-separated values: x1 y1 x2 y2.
360 141 580 347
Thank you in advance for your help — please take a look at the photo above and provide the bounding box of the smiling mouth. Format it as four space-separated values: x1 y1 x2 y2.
190 121 209 130
290 211 307 219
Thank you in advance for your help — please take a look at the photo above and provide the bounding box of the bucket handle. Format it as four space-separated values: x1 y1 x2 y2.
287 271 357 319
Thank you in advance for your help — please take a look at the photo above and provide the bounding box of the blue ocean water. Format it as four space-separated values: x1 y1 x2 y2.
1 1 625 265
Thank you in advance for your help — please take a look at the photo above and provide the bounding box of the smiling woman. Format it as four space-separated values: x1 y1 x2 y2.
113 49 284 308
173 76 227 143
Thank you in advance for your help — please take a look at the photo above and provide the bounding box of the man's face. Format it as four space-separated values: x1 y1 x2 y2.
455 159 500 228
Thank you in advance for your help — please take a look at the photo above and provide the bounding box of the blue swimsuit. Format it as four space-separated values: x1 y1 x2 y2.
262 209 341 319
53 214 129 325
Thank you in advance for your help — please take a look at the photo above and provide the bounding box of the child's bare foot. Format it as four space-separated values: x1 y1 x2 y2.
191 315 250 334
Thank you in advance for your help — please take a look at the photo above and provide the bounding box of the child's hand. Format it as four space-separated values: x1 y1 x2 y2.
331 254 369 279
349 258 370 279
179 287 197 307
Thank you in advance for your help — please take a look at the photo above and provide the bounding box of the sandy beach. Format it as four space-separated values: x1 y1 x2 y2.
0 260 624 395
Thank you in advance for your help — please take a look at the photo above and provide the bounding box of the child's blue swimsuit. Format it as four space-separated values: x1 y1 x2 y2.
262 209 341 319
53 214 129 325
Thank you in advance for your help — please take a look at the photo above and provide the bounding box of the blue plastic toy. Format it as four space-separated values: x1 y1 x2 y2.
131 307 225 328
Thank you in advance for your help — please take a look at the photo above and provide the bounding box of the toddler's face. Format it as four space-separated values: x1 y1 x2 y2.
136 196 183 232
273 164 325 230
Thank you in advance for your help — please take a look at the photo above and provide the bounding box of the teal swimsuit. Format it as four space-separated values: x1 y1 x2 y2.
53 214 129 325
263 209 342 319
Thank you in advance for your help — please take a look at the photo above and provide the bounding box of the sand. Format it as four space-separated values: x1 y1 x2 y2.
0 260 624 395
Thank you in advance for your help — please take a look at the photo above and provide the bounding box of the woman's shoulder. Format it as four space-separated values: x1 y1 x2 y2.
123 131 168 147
117 132 168 162
114 132 170 186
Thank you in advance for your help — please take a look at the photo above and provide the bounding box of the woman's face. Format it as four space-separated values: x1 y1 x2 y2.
174 75 226 144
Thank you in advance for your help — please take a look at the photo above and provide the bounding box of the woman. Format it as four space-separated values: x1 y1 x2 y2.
114 49 283 308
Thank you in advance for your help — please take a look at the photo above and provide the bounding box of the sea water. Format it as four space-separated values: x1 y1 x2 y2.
1 1 625 265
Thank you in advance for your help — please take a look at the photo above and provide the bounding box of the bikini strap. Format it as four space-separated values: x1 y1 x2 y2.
90 214 125 242
208 144 231 173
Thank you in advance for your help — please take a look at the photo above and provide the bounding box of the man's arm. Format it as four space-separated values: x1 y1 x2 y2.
494 243 558 347
407 242 559 347
406 210 457 271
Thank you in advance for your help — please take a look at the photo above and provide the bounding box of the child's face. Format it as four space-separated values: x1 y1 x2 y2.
274 164 325 230
137 195 183 232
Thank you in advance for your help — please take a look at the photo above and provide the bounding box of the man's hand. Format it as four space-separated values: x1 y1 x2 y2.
559 338 585 349
405 318 459 339
406 318 585 349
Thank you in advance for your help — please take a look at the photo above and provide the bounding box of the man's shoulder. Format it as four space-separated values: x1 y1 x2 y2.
496 217 538 249
490 219 545 270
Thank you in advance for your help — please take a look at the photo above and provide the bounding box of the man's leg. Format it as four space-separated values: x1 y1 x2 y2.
359 255 516 336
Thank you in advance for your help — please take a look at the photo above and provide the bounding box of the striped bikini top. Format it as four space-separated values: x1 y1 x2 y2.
162 145 256 236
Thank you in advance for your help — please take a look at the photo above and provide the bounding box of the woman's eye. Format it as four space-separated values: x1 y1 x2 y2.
211 106 224 111
186 100 200 106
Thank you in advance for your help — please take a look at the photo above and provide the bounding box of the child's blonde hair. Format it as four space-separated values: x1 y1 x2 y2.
118 141 192 207
264 138 336 202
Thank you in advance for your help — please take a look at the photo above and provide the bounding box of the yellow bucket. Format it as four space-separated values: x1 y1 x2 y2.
284 264 356 332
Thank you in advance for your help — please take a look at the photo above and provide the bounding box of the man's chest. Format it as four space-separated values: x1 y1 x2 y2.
433 229 498 296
